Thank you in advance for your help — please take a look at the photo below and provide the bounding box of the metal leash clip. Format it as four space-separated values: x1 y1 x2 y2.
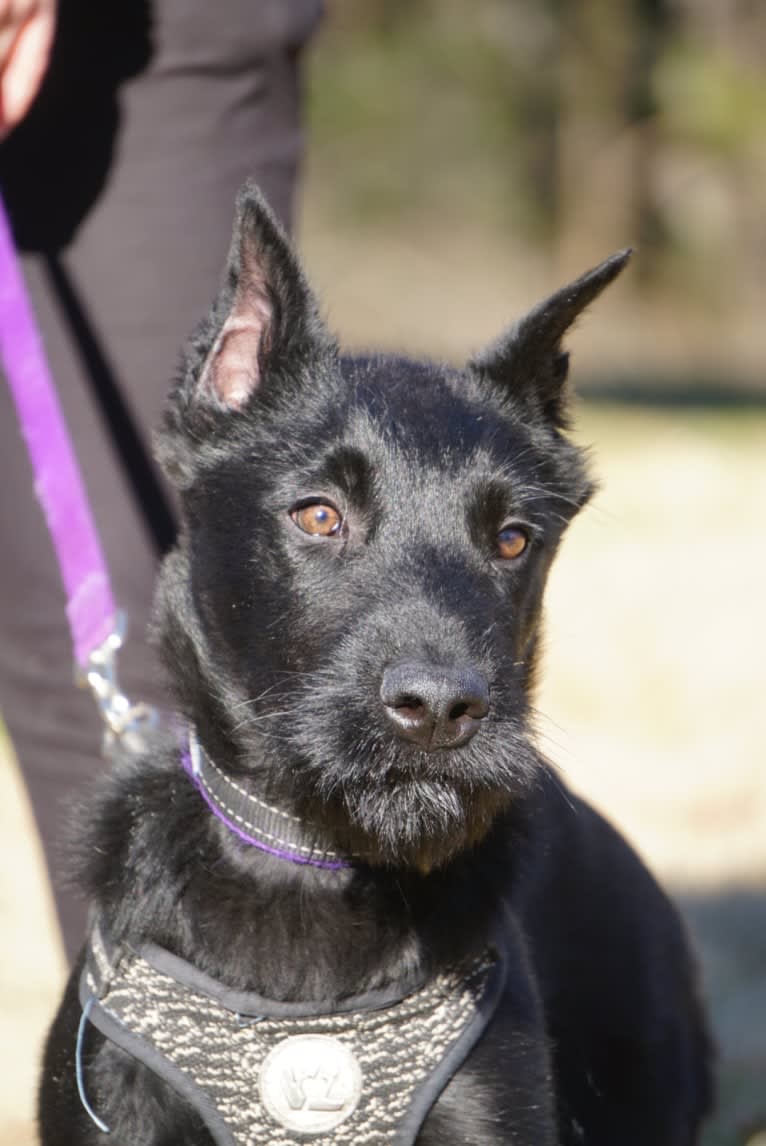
78 612 158 757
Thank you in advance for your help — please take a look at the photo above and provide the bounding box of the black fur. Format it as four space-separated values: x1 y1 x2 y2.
39 183 713 1144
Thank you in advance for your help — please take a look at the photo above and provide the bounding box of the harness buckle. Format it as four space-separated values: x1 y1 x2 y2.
78 612 158 756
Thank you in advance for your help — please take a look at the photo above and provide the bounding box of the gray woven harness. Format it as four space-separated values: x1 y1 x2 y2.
80 922 507 1145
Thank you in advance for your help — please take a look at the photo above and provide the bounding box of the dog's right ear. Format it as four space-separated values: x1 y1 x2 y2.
177 181 333 415
160 183 335 484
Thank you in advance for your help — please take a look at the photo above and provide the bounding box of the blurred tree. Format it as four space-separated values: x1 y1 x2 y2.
628 0 672 279
308 0 766 347
556 0 672 277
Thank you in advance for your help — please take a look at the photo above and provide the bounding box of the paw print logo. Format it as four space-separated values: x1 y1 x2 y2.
260 1035 363 1134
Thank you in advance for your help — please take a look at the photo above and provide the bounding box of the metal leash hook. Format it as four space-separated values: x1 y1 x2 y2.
78 612 158 757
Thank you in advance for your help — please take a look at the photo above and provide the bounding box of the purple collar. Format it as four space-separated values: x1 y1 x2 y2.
182 730 355 871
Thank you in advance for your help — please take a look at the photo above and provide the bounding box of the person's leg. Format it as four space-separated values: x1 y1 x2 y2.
0 0 320 962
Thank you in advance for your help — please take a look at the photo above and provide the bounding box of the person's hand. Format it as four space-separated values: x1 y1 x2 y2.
0 0 55 138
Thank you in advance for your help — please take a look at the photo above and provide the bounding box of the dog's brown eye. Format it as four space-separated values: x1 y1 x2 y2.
291 502 343 537
497 526 528 560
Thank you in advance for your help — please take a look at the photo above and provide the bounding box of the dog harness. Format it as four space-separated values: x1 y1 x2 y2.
80 921 507 1145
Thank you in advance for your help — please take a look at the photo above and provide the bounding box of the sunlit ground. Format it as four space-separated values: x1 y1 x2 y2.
1 404 763 1144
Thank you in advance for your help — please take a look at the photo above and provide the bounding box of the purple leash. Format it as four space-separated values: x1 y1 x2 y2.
0 201 116 670
0 195 155 749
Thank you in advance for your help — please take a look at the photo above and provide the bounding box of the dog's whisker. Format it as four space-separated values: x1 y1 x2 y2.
229 684 286 712
520 483 588 510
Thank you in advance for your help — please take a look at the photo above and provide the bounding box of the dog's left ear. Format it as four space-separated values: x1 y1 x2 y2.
192 181 333 412
469 249 631 428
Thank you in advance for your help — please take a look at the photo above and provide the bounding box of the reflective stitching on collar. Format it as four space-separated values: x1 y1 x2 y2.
195 766 343 859
201 741 305 825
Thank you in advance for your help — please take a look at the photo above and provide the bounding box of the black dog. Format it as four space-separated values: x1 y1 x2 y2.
39 184 713 1145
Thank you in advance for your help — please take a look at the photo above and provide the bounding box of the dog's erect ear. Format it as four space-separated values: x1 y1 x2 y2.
194 181 331 411
469 250 631 427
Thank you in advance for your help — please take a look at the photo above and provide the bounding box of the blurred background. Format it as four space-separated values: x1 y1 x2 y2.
2 1 764 1143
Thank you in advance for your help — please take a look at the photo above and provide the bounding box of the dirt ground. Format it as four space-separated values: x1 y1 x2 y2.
1 403 764 1144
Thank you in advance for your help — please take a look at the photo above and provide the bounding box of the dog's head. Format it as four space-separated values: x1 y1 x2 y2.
157 183 629 870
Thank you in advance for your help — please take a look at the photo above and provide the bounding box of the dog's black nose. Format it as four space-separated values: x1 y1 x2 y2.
380 662 490 750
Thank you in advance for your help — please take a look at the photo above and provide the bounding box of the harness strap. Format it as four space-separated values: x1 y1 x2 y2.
80 922 508 1145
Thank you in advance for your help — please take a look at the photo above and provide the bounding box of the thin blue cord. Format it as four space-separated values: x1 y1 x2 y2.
235 1012 264 1028
76 997 111 1134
